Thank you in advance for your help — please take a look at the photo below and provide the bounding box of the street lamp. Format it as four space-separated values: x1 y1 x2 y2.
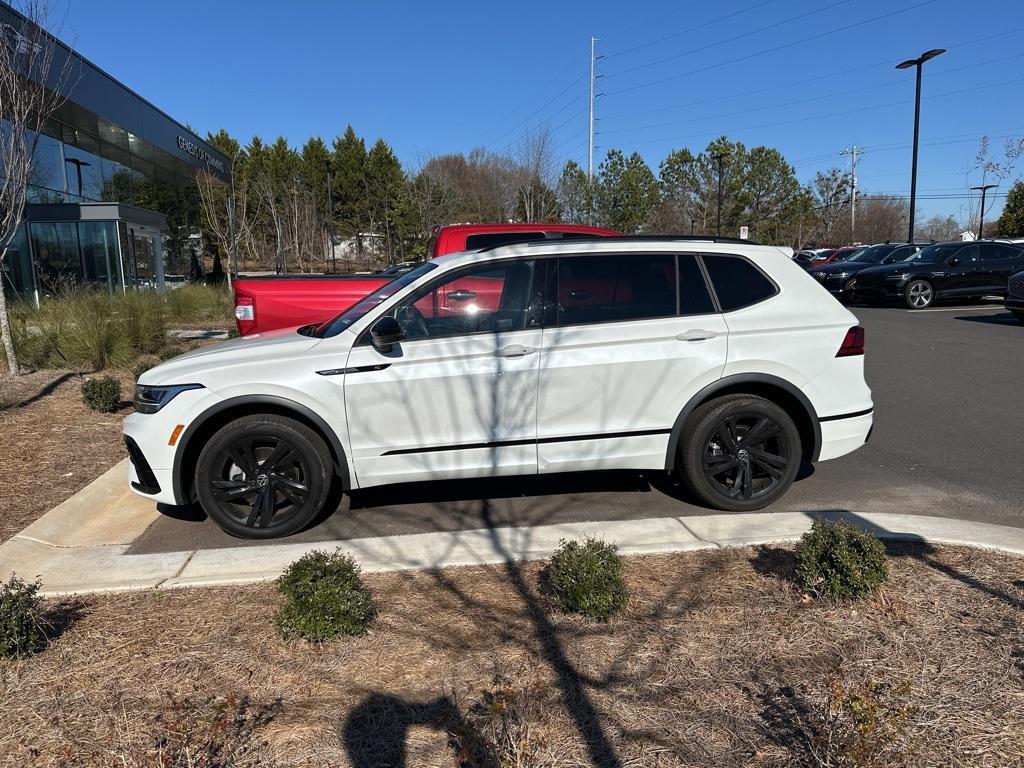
896 48 945 244
970 184 997 240
711 151 726 236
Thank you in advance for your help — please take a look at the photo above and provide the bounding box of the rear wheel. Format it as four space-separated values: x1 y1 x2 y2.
195 414 334 539
904 279 934 309
679 394 801 512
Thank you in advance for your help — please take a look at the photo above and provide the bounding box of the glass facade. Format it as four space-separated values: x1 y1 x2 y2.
0 0 229 302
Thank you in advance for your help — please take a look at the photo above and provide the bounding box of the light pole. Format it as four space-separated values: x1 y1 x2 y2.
971 184 997 240
712 151 726 236
690 218 696 235
896 48 945 244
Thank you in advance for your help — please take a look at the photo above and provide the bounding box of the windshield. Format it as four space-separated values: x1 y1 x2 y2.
849 244 897 264
834 248 865 262
315 262 438 338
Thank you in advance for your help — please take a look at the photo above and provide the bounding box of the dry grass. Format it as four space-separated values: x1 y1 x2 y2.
0 370 133 543
1 544 1021 767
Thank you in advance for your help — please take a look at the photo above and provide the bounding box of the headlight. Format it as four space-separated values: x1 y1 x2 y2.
885 272 911 281
812 272 826 281
133 383 204 414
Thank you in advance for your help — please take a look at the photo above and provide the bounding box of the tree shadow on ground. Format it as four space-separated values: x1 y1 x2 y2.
44 597 88 644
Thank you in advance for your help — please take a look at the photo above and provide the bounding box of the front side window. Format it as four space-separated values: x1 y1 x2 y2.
702 254 777 311
317 262 438 337
556 253 677 326
388 259 541 341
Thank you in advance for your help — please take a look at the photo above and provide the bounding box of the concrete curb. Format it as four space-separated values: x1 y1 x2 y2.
2 504 1024 597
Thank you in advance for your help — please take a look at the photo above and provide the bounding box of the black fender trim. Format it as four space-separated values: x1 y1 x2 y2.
171 395 350 505
663 373 822 472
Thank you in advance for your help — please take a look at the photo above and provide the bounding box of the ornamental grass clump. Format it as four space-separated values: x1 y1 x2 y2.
0 576 47 660
275 550 376 642
81 376 122 413
546 538 628 620
795 519 889 600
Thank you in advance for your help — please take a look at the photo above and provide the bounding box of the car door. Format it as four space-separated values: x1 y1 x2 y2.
977 243 1021 292
536 252 728 474
939 243 981 295
343 258 544 488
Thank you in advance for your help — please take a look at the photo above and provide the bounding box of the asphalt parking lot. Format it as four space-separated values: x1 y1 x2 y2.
130 301 1023 554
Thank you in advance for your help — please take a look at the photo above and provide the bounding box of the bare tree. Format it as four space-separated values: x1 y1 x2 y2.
966 135 1024 237
196 152 258 287
0 0 73 375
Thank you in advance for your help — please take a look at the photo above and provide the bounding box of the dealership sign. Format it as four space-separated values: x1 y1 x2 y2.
176 135 226 174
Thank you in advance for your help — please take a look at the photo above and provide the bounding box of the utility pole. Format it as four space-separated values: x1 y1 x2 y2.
971 184 997 239
841 145 860 241
588 36 597 182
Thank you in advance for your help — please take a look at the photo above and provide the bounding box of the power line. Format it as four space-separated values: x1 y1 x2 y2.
603 0 939 98
607 76 1024 150
602 0 779 61
604 0 850 79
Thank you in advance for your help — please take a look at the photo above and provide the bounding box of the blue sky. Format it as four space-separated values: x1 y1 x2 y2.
63 0 1024 221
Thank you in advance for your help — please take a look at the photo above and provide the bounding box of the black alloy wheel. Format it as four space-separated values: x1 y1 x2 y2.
680 394 801 512
195 414 333 538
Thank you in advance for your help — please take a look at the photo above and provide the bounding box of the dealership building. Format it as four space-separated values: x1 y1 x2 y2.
1 1 230 300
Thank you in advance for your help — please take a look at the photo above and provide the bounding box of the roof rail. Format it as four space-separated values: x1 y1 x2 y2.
479 234 760 252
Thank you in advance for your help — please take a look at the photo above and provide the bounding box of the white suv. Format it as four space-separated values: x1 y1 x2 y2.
123 238 873 538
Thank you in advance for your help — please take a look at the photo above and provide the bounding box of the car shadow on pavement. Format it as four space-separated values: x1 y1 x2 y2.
953 311 1021 326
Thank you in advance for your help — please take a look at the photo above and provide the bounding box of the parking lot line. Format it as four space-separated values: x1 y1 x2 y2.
906 306 1003 313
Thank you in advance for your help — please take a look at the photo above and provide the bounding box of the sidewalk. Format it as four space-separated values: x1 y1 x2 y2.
2 459 1022 596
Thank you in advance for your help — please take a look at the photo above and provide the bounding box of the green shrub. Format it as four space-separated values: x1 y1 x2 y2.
226 326 240 339
81 376 122 412
794 519 889 600
0 576 47 659
546 538 628 620
276 550 376 642
131 354 161 380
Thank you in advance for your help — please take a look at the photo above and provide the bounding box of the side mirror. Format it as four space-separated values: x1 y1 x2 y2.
370 316 404 353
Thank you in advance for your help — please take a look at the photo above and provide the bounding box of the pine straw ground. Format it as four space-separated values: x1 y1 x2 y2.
0 370 132 543
1 543 1022 767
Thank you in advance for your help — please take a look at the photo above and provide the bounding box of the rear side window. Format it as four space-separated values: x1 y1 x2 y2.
983 243 1022 263
702 254 777 311
678 254 716 315
556 253 676 326
465 232 546 249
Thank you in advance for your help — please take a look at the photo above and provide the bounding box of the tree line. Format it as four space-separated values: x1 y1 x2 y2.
198 125 947 274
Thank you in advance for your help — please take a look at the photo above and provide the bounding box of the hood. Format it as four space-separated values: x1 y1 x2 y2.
811 260 878 276
139 326 322 386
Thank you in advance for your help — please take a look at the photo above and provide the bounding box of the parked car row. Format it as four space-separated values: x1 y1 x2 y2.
806 240 1024 310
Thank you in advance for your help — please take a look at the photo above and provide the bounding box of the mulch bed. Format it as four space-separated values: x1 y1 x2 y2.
1 543 1021 766
0 370 133 543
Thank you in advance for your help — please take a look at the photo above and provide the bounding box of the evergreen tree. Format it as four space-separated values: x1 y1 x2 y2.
596 150 660 233
996 180 1024 237
300 137 332 220
331 126 368 238
556 160 593 223
365 138 412 261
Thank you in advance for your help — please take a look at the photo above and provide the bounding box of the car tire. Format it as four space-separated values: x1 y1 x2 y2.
195 414 334 539
679 394 801 512
904 279 934 309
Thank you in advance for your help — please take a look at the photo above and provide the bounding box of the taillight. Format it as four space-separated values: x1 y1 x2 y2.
234 297 255 335
836 325 865 357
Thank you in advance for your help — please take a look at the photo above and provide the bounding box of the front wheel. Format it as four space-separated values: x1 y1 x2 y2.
904 279 934 309
679 394 801 512
195 414 334 538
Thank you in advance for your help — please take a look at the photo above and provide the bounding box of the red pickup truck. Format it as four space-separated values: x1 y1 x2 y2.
233 222 618 335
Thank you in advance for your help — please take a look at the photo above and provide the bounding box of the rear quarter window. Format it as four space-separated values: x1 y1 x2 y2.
702 253 777 311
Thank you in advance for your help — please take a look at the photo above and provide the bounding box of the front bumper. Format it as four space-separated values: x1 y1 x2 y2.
122 387 223 506
849 280 903 303
1006 296 1024 312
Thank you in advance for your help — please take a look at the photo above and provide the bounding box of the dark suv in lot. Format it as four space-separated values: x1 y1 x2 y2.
809 243 924 301
848 240 1024 309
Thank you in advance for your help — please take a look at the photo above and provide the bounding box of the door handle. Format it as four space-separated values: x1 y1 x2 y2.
496 344 535 358
676 329 719 342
